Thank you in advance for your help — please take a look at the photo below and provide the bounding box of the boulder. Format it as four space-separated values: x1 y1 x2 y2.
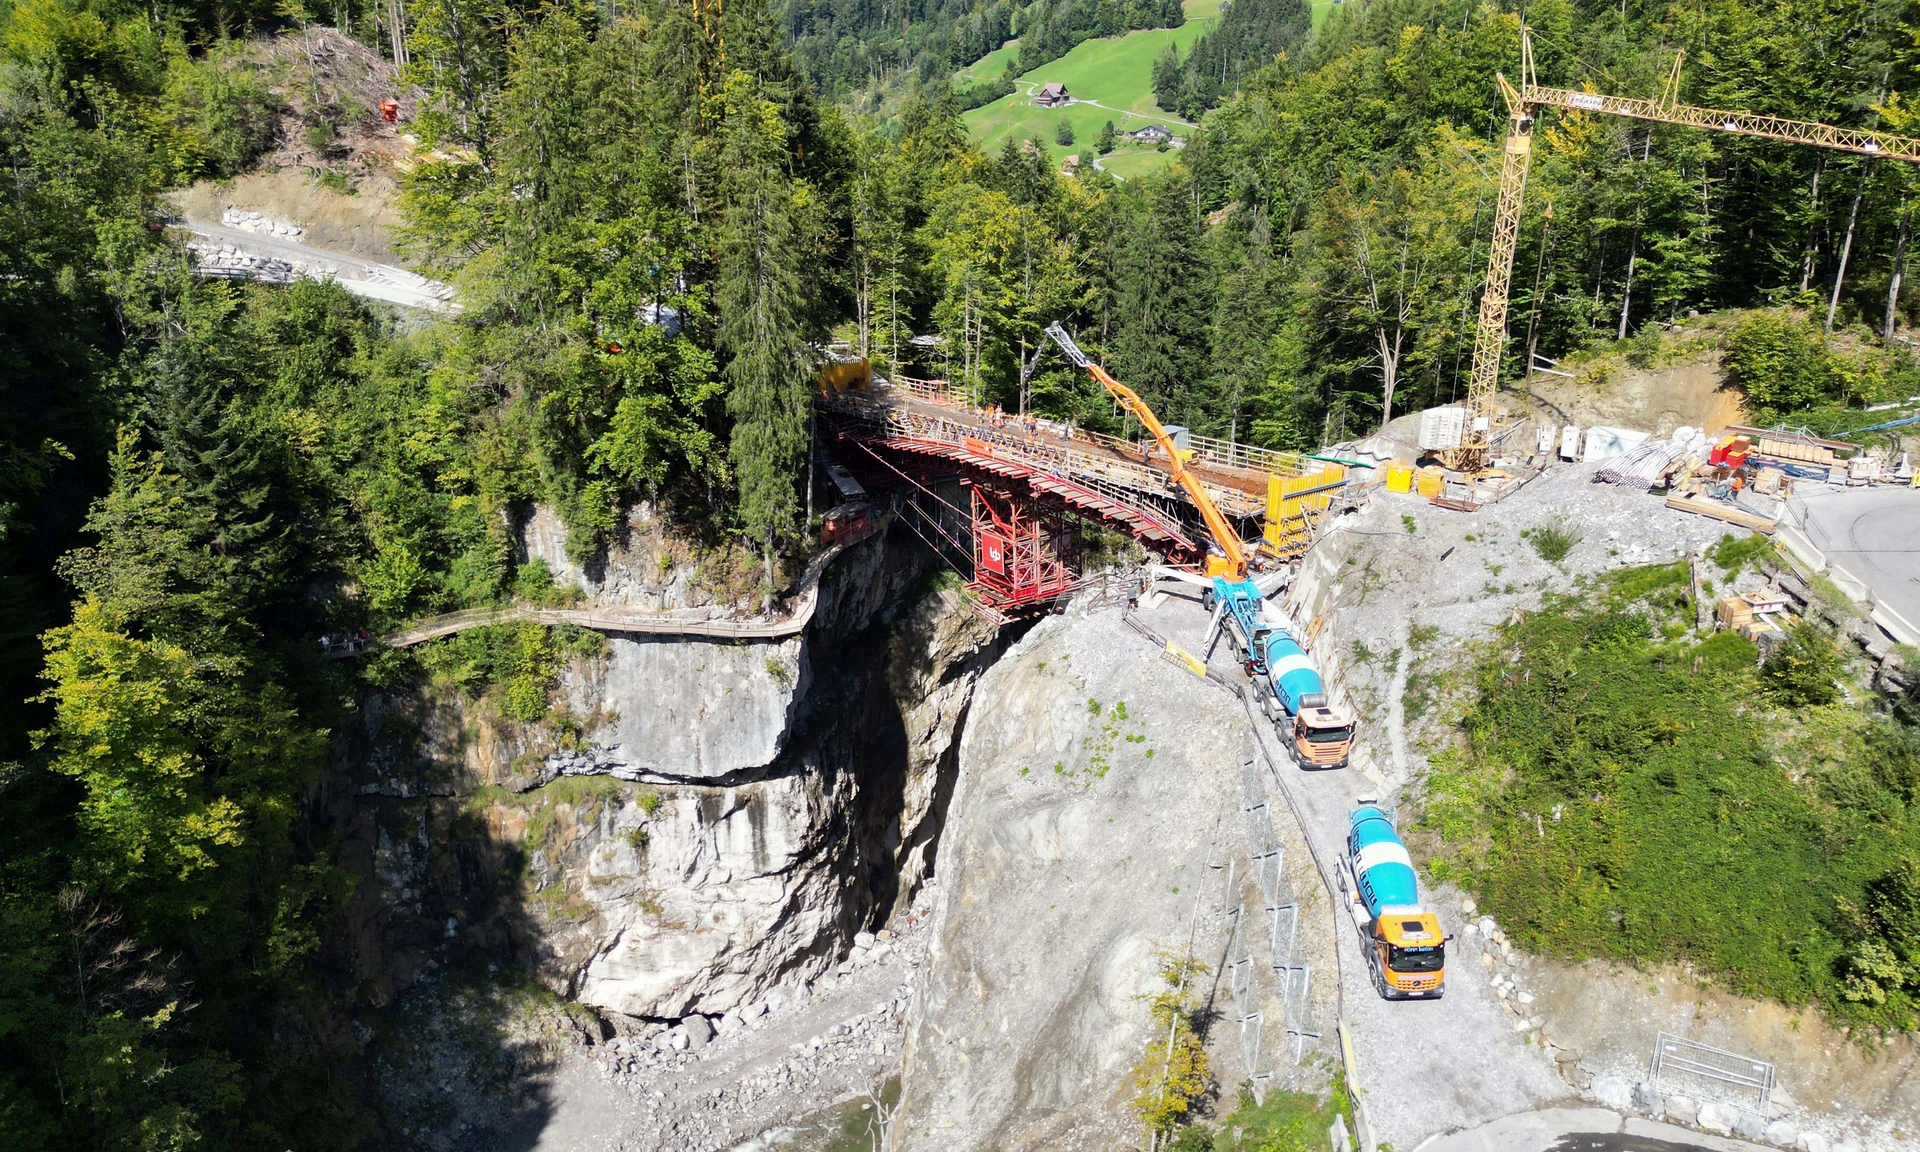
683 1014 713 1050
1733 1109 1767 1140
1662 1095 1697 1126
1632 1081 1662 1113
1591 1074 1632 1110
1798 1134 1830 1152
854 930 877 948
1764 1120 1799 1147
1696 1101 1732 1134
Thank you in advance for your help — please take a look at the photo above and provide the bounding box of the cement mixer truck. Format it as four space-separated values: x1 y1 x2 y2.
1257 623 1355 769
1338 802 1447 1000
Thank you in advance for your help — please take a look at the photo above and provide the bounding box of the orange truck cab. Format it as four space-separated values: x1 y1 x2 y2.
1340 802 1447 1000
1290 697 1356 768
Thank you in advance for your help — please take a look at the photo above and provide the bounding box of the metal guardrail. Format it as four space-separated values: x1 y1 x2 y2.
1650 1032 1774 1109
837 380 1305 481
1183 430 1309 478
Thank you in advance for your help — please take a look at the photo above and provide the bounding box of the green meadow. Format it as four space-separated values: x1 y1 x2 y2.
959 0 1222 176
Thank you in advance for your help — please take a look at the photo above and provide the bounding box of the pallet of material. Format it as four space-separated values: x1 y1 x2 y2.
1754 437 1836 465
1725 424 1857 456
1665 492 1777 533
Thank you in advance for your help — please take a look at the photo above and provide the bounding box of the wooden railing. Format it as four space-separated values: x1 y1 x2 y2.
366 514 886 652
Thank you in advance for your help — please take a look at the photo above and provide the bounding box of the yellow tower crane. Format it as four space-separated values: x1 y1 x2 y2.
1448 29 1920 471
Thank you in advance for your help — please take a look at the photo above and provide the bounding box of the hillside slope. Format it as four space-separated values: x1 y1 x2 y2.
962 0 1218 174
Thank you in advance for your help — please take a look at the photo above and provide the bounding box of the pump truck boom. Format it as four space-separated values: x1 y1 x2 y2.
1340 801 1447 999
1043 323 1355 766
1043 322 1251 582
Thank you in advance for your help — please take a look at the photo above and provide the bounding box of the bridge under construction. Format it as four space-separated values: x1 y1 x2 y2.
817 367 1354 620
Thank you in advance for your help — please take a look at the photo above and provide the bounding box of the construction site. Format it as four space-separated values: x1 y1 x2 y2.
71 15 1920 1152
328 76 1920 1144
785 41 1920 1149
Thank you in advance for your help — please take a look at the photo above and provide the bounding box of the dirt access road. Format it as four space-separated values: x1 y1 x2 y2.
180 217 457 311
1127 586 1569 1152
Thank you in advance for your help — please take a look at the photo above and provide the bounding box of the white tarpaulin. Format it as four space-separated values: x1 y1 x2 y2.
1417 405 1467 451
1581 424 1651 462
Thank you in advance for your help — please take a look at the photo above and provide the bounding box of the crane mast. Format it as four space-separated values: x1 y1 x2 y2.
1451 30 1920 472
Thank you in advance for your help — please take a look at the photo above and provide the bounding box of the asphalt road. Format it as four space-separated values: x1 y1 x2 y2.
1790 485 1920 636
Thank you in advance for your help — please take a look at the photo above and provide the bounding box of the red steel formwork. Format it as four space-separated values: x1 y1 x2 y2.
967 481 1078 615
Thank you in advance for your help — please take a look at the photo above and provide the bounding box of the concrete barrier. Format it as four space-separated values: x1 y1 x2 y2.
1772 522 1827 575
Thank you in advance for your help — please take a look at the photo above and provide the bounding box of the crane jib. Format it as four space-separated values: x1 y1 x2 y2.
1523 84 1920 164
1447 27 1920 473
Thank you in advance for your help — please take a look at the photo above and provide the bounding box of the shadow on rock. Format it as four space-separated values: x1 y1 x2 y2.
366 977 594 1151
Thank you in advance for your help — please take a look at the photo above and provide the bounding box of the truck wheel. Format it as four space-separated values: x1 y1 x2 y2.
1201 588 1214 611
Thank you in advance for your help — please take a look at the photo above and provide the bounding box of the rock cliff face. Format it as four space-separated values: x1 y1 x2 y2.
895 603 1258 1151
323 519 1003 1025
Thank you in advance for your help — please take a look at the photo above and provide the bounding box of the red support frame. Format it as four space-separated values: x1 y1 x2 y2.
967 481 1078 614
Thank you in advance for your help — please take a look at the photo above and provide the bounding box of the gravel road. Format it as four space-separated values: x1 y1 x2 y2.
180 217 458 310
1131 586 1570 1152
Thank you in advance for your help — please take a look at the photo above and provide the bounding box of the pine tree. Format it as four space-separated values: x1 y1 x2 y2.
1109 174 1211 424
717 73 816 584
1152 43 1182 112
1096 119 1116 154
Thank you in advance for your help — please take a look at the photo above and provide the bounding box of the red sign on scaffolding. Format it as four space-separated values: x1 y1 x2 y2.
968 482 1077 615
979 530 1008 575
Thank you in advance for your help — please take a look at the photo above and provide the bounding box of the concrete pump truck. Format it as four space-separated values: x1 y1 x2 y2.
1042 323 1355 768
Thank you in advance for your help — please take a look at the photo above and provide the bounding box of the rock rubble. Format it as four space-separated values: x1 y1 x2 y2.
579 889 934 1151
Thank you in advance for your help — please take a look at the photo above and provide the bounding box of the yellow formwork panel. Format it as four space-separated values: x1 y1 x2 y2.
817 358 871 392
1262 465 1347 552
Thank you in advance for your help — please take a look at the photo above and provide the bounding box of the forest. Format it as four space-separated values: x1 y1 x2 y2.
2 0 1920 1142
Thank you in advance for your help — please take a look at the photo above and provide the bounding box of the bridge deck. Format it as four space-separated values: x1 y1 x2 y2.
819 383 1275 523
